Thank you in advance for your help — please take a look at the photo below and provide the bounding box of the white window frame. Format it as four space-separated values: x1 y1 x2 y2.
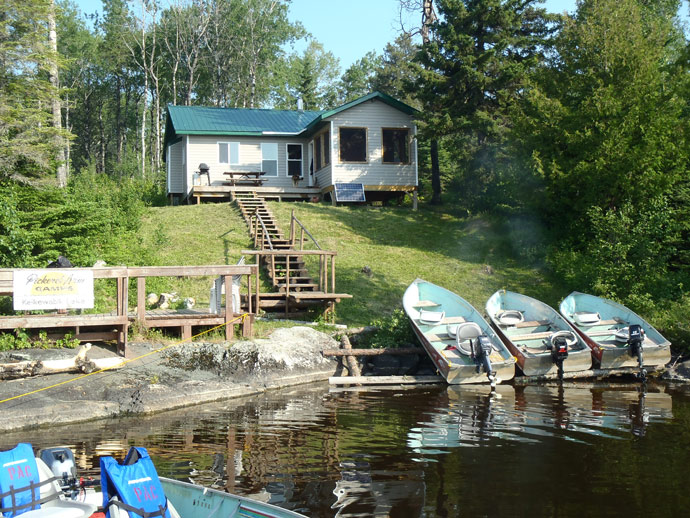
261 142 278 177
218 141 240 165
286 143 303 178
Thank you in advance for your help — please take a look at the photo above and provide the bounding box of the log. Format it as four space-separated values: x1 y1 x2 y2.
0 344 125 380
329 375 445 386
512 367 661 385
323 347 425 357
340 335 362 380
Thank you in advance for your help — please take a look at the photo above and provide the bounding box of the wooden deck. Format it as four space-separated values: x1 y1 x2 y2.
190 185 321 204
0 265 259 356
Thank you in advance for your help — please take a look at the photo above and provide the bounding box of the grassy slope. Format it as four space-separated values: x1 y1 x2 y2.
137 201 565 327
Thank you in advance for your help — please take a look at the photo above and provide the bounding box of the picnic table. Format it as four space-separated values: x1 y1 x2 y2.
223 171 266 186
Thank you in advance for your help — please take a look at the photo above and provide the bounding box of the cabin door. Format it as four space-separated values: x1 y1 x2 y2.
308 141 314 187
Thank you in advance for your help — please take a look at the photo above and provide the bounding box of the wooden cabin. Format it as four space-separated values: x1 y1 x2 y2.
163 92 419 205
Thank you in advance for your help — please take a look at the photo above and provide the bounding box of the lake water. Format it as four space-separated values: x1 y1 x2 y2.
6 381 690 517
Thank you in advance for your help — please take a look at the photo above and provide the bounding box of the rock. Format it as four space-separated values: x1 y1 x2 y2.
93 260 107 268
483 264 494 275
163 326 338 376
397 354 421 375
367 355 400 376
183 297 195 309
147 293 159 306
361 265 373 277
661 359 690 381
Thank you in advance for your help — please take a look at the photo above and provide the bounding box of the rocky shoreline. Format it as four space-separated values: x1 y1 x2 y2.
1 325 688 432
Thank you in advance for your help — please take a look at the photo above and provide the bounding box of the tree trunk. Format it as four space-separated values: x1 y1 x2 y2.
49 0 67 187
430 138 441 204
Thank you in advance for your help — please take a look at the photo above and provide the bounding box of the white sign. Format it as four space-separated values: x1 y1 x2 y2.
13 269 94 310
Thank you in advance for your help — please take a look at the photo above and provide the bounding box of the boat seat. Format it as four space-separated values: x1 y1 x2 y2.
496 310 524 326
419 309 445 325
448 321 482 340
573 311 600 325
19 458 98 518
447 322 482 356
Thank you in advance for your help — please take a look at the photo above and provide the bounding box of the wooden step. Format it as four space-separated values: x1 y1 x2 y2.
277 284 320 291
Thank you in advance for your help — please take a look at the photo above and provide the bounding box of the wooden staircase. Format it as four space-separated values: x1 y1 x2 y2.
234 192 351 318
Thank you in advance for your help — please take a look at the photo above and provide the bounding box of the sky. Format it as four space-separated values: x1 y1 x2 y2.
72 0 687 70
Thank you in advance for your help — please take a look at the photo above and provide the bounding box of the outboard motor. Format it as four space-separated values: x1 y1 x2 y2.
38 447 77 491
472 335 496 386
551 335 569 381
546 331 576 381
627 324 646 381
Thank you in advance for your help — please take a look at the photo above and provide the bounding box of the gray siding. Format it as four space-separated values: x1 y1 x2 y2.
326 99 417 187
167 140 185 194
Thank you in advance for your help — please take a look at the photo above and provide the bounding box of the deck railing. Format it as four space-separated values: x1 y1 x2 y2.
0 264 258 355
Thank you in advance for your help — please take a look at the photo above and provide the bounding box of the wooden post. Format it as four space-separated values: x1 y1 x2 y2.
290 209 295 246
300 228 304 250
224 274 233 341
331 255 336 294
285 254 290 316
413 189 418 211
323 253 329 293
137 277 146 322
255 263 260 315
318 254 324 291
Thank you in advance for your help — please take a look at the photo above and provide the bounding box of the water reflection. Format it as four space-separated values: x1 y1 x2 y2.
408 384 672 456
1 382 684 517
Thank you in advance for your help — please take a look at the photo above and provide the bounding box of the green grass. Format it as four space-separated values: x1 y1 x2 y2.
135 200 566 326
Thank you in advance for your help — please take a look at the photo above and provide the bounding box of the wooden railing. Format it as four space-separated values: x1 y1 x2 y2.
289 209 321 250
0 264 259 355
0 267 130 354
250 210 274 250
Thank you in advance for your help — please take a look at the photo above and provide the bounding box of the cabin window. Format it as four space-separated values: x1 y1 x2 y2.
219 142 239 165
261 143 278 176
339 127 367 163
287 143 303 177
314 131 331 171
323 131 330 166
382 128 410 164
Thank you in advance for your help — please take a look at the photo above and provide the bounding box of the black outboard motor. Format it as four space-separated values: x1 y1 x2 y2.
627 324 646 381
550 335 569 381
472 335 496 386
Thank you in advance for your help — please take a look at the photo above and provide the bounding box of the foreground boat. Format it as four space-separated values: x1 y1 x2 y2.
403 279 515 385
559 291 671 377
159 477 306 518
0 444 306 518
486 290 592 378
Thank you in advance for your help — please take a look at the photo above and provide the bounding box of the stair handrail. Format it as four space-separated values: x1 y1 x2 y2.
251 209 274 250
290 209 322 250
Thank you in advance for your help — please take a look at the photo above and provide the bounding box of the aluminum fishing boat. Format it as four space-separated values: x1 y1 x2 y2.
559 291 671 377
403 279 515 385
485 290 592 378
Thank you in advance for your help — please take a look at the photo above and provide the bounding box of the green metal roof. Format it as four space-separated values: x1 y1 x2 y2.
164 92 418 151
167 105 322 136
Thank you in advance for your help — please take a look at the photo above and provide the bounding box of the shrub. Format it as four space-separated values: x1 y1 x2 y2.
366 308 416 349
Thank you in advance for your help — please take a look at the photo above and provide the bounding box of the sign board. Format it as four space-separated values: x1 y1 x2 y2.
334 183 366 203
13 269 94 310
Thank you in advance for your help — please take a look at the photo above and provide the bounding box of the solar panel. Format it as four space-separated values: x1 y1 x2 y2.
334 183 366 203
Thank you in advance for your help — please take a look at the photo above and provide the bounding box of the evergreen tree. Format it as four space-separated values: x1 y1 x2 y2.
414 0 552 210
0 0 70 180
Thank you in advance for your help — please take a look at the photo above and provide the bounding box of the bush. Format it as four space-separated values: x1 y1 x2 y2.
366 308 416 349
